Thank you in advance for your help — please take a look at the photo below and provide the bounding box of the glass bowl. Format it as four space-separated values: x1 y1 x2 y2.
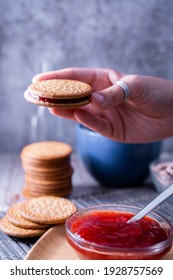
65 205 172 260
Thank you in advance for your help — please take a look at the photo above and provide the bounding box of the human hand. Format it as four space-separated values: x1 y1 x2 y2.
33 67 173 143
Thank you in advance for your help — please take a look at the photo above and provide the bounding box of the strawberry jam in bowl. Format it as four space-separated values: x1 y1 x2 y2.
65 205 173 260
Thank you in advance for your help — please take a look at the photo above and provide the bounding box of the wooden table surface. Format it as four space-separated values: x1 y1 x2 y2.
0 153 173 260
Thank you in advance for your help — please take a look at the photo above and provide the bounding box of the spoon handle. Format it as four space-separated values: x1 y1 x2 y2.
127 183 173 223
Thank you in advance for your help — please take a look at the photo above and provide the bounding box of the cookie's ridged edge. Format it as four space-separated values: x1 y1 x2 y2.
0 216 47 237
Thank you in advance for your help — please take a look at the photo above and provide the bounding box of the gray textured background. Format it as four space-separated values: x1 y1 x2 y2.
1 0 173 153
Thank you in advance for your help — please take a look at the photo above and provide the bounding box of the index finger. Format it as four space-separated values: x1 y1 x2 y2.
32 67 97 84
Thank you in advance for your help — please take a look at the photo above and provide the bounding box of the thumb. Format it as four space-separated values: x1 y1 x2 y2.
90 75 140 110
90 83 127 110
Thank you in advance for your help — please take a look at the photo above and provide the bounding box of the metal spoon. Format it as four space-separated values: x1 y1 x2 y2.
127 183 173 223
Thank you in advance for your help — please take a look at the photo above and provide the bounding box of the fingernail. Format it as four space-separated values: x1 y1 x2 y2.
92 93 106 104
32 76 37 83
32 74 41 83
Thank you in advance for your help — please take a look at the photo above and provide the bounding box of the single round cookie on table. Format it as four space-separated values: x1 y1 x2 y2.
6 202 50 229
20 196 77 225
0 216 47 238
24 79 93 108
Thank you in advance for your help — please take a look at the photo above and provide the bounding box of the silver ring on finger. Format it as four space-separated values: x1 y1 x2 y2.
115 80 130 102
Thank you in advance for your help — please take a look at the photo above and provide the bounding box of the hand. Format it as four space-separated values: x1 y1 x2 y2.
33 67 173 143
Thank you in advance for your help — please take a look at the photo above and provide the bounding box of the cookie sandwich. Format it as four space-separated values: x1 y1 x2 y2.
24 79 93 108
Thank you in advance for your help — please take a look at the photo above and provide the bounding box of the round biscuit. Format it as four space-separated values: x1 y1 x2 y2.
28 79 92 98
24 79 92 108
20 141 72 161
25 176 72 186
6 202 50 229
21 188 36 199
22 181 72 193
25 170 73 183
23 182 72 193
22 164 72 174
22 189 72 199
20 196 77 224
0 216 47 238
22 165 72 175
21 154 70 163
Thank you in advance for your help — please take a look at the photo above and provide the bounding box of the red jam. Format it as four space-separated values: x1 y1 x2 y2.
29 92 88 104
66 210 172 260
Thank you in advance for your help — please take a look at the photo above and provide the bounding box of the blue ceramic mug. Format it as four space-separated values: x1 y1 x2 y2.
76 124 161 187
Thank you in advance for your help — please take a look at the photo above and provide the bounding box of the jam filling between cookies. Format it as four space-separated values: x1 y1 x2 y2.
29 92 89 104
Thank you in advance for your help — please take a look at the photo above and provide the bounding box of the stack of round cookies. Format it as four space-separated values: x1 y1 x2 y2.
20 141 73 199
